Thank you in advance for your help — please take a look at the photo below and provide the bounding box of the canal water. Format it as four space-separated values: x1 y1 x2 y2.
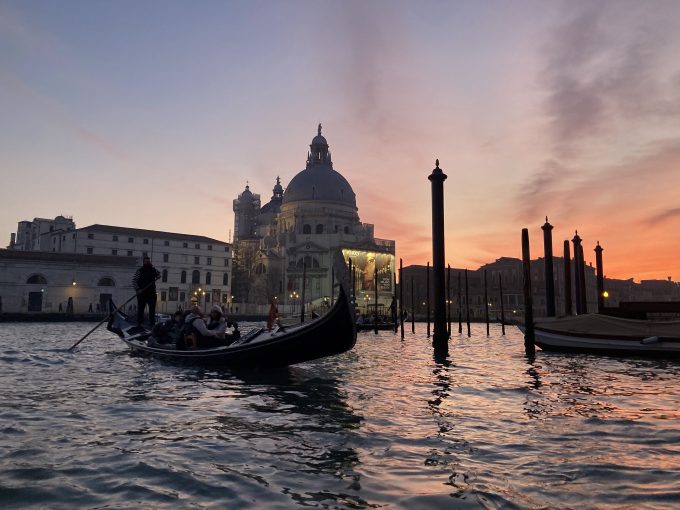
1 322 680 509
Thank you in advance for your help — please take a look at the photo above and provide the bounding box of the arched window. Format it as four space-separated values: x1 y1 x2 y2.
161 269 168 283
255 263 266 275
192 270 200 284
26 274 47 284
180 270 187 284
302 224 311 234
344 226 350 234
315 224 324 234
222 273 229 286
206 272 212 285
97 277 115 287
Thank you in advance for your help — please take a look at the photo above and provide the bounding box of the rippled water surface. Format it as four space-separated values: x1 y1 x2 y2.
2 322 680 509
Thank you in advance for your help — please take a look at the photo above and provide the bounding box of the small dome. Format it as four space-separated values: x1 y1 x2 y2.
311 134 328 146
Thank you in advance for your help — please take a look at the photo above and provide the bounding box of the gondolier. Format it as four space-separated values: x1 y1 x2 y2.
132 256 160 327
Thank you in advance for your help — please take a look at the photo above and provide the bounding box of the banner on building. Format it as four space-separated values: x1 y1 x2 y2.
341 249 395 293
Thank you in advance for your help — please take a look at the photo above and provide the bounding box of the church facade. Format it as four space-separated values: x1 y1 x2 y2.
232 126 396 313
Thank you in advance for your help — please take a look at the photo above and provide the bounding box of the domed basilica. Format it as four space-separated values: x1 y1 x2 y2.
232 125 396 310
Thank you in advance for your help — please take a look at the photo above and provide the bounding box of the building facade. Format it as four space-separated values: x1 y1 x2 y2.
231 125 396 313
5 219 232 313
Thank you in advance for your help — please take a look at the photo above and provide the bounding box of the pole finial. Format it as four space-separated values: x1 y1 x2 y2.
435 159 439 168
546 216 549 223
318 123 322 136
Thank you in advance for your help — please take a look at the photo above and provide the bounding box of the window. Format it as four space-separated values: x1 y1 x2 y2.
164 240 170 246
303 224 311 234
344 226 350 234
180 270 187 284
208 245 213 251
161 291 167 302
224 259 229 267
127 250 133 256
112 249 118 256
194 256 200 265
143 238 149 245
142 252 148 258
316 224 324 234
87 233 94 239
162 269 168 283
224 246 230 252
87 247 93 254
192 270 200 284
296 256 320 268
97 277 115 287
179 291 186 302
163 253 169 263
72 234 76 239
183 242 188 248
255 263 266 275
222 273 229 286
206 272 212 285
205 293 211 303
128 237 134 243
26 274 47 284
113 235 118 241
207 257 212 265
195 243 200 249
169 287 178 301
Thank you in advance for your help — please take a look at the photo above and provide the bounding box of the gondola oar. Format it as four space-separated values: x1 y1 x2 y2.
68 280 157 351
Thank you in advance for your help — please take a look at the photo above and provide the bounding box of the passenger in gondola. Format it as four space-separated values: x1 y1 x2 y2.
178 306 239 350
152 310 184 345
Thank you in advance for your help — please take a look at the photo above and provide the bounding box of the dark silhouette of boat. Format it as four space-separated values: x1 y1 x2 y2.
107 285 356 367
522 315 680 357
107 253 356 367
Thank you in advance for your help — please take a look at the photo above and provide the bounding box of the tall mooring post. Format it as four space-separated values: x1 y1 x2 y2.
465 269 471 337
484 269 489 336
399 258 404 339
578 244 587 313
521 228 535 355
541 217 556 317
331 266 335 306
595 242 604 313
426 261 431 338
499 273 506 335
428 159 448 351
572 232 583 315
447 264 452 336
411 276 415 334
563 240 572 315
457 272 462 334
374 265 379 335
301 261 307 323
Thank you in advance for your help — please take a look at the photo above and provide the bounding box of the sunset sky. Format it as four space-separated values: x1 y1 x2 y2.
1 0 679 281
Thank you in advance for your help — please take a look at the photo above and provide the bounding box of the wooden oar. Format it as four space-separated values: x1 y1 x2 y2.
68 280 156 351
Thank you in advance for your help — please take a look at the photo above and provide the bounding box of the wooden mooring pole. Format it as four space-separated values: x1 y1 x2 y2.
484 269 489 336
595 242 604 313
499 273 506 335
374 265 379 335
447 264 452 336
563 240 572 316
521 228 535 355
426 261 431 338
300 261 307 323
458 272 462 334
399 258 404 339
542 217 556 317
465 268 471 337
411 276 415 334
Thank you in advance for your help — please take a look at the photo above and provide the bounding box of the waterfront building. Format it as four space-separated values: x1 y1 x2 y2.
8 215 76 252
0 249 136 314
4 221 232 314
231 125 396 313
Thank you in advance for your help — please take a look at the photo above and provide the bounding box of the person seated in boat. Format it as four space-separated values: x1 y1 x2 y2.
151 310 185 344
177 306 223 350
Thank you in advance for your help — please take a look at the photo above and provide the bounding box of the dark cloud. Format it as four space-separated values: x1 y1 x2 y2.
646 207 680 226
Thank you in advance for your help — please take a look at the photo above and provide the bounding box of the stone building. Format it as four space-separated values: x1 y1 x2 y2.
231 125 396 312
5 219 232 313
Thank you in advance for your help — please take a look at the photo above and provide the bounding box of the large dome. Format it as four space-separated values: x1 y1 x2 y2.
283 166 356 207
282 125 357 208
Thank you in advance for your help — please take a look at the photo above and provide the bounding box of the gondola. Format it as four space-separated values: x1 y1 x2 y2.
107 284 356 367
356 322 396 332
521 314 680 358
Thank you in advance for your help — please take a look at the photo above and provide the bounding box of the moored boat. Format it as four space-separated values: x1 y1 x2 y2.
527 314 680 357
